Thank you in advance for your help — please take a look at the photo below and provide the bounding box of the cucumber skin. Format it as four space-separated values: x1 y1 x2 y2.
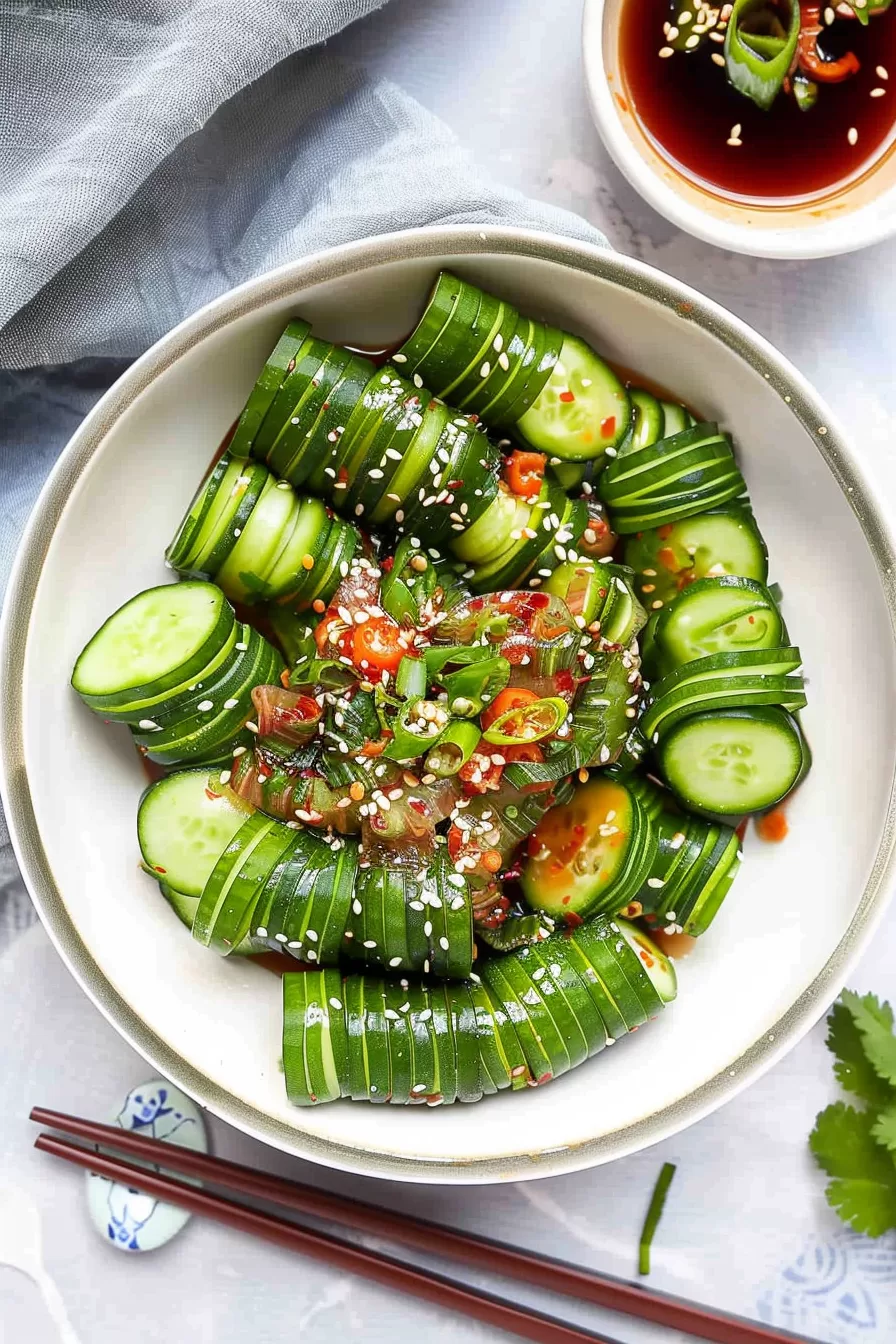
281 917 677 1106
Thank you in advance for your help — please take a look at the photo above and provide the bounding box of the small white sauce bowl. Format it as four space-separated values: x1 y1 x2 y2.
583 0 896 258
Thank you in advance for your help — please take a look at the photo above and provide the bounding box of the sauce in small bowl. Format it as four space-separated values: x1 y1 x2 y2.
619 0 896 202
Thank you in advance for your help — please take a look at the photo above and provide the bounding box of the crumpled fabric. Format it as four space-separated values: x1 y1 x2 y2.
0 2 608 936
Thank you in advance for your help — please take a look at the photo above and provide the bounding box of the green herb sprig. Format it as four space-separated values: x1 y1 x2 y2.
811 990 896 1236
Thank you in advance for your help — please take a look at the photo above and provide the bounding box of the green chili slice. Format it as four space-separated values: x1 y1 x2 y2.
424 720 481 777
442 657 511 717
481 696 569 746
724 0 800 110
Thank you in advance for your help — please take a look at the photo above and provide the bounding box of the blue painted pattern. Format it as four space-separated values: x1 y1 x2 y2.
758 1231 896 1343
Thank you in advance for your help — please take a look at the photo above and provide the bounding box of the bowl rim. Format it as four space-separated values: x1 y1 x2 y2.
581 0 896 260
3 223 896 1184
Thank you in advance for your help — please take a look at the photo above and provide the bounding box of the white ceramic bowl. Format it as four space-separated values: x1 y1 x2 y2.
4 226 896 1184
583 0 896 259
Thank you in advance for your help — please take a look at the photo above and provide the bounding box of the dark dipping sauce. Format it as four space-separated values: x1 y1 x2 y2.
619 1 896 200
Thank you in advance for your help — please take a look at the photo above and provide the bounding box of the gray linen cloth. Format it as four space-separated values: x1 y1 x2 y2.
0 1 607 942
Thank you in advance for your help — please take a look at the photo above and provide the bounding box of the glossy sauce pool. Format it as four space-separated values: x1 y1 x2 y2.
619 0 896 201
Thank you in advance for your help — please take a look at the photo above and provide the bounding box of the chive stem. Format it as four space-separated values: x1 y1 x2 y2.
638 1161 676 1276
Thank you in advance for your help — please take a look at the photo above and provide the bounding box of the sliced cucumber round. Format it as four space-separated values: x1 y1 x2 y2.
657 706 807 816
72 582 234 709
137 770 250 897
517 335 630 462
624 507 768 611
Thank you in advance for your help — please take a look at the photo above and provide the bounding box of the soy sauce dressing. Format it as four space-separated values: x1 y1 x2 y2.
620 0 896 200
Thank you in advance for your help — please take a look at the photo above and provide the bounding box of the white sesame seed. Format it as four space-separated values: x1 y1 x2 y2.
658 45 674 57
848 127 859 146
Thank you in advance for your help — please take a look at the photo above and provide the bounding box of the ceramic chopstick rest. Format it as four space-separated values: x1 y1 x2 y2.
85 1079 207 1252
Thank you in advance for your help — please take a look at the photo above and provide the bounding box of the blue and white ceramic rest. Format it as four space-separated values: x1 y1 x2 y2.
85 1079 207 1253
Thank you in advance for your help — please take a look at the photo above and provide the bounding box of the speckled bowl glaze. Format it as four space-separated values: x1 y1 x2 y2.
3 226 896 1184
583 0 896 259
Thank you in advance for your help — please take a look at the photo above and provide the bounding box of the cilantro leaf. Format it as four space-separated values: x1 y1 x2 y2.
810 1102 896 1237
838 991 896 1088
827 999 896 1108
872 1103 896 1152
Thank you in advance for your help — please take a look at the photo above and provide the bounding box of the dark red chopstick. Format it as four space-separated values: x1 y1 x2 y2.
31 1106 821 1344
35 1130 613 1344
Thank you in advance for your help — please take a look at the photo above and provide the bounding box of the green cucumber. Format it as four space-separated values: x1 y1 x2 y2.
73 582 234 710
228 319 311 459
624 507 768 611
517 335 630 462
137 770 249 897
656 706 808 816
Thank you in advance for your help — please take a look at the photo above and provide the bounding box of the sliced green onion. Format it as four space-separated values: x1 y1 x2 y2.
724 0 800 110
638 1162 677 1276
424 720 481 777
482 696 569 746
384 700 450 762
395 654 427 701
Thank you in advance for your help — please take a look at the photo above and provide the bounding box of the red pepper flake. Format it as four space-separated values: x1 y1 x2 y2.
559 390 576 404
380 555 394 572
657 524 674 540
153 865 167 874
564 911 584 928
204 788 221 801
600 415 616 438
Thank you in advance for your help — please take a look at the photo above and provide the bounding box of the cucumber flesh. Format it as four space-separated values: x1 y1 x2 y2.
624 509 768 611
651 577 784 673
657 706 805 815
517 335 630 462
616 919 678 1003
521 777 637 918
137 770 249 897
73 583 231 703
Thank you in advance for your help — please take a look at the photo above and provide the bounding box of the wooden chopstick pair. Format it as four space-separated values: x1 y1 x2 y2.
32 1106 820 1344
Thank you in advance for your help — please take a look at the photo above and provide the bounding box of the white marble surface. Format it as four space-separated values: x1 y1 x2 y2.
6 1 896 1341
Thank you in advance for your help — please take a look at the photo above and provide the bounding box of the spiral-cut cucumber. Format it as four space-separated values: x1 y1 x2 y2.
137 770 475 978
281 915 675 1105
72 582 284 766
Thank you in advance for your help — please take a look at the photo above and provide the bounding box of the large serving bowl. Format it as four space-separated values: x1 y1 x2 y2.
3 226 896 1183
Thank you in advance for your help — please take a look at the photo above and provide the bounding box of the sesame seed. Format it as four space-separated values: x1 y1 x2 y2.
480 362 491 378
659 45 674 56
197 699 213 711
685 32 700 46
878 66 889 81
711 51 725 66
871 87 886 98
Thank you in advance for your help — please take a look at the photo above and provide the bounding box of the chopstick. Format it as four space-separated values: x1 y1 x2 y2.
32 1106 820 1344
34 1128 614 1344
